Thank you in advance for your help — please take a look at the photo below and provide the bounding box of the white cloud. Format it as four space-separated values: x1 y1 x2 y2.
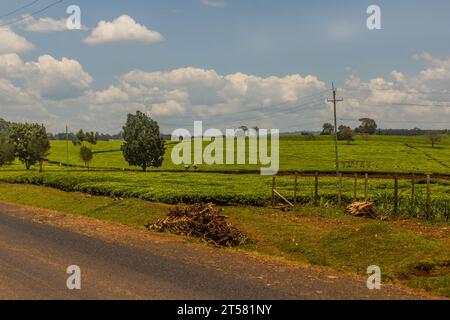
151 100 186 116
1 51 449 133
25 55 93 100
95 85 129 104
0 53 24 75
201 0 226 7
339 52 450 128
83 15 164 45
0 53 92 100
18 15 88 33
0 27 34 54
20 15 67 32
96 67 327 131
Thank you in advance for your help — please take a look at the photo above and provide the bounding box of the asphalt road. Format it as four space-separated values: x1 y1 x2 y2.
0 202 431 300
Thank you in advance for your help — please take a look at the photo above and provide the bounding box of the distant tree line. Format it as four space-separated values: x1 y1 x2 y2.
49 131 124 141
320 118 448 148
377 128 449 136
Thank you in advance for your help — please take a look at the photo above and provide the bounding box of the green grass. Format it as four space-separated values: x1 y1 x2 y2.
0 170 448 221
37 134 450 174
0 183 448 297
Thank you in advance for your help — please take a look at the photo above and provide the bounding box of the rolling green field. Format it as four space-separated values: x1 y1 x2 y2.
0 169 449 221
40 134 450 174
1 134 449 221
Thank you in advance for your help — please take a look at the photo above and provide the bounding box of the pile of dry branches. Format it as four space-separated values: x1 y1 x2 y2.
146 203 247 247
345 201 377 218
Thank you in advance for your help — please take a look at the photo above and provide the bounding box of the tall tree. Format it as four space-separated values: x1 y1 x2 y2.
0 118 10 133
79 146 93 171
356 118 378 135
0 133 15 167
321 123 335 135
73 129 97 146
121 111 165 172
9 123 51 171
337 125 354 145
72 129 97 170
425 131 443 148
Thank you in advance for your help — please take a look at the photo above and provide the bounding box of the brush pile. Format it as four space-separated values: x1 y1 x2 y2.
346 201 377 218
146 203 247 247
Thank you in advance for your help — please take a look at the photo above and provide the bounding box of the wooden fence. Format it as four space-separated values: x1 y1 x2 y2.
270 172 448 221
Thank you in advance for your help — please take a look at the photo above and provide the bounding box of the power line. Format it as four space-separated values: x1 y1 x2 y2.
343 89 450 108
389 102 450 109
157 89 328 126
0 0 40 19
339 118 450 124
327 83 344 183
346 87 450 96
343 96 450 109
0 0 65 28
157 94 328 127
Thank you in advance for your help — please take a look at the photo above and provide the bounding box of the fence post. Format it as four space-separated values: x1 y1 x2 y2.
364 173 369 201
353 173 358 201
426 174 432 219
338 173 342 207
294 173 298 207
271 176 276 206
314 172 319 205
394 175 399 216
411 173 415 215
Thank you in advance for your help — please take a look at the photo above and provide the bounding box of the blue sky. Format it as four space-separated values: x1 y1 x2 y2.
1 0 450 133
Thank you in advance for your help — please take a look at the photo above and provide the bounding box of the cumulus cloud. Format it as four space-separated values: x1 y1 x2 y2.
1 51 449 133
0 53 92 100
18 15 88 33
95 67 327 131
95 85 129 104
83 15 164 45
0 27 34 54
25 55 93 99
339 52 450 128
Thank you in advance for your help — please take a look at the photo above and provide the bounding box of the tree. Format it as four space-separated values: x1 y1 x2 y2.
72 129 97 170
238 126 249 137
121 111 165 172
426 131 443 148
79 146 93 171
0 134 15 167
321 123 334 135
356 118 378 135
337 125 354 145
72 129 97 146
9 123 51 171
0 118 10 133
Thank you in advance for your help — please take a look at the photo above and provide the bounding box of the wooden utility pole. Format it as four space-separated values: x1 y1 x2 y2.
364 173 369 201
271 176 276 206
328 83 344 205
294 173 298 206
66 125 69 165
328 83 344 175
394 175 399 216
426 175 432 219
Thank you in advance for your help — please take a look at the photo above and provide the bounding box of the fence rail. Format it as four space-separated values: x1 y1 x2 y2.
270 172 450 222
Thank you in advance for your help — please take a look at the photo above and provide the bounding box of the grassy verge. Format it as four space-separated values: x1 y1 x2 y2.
0 183 448 297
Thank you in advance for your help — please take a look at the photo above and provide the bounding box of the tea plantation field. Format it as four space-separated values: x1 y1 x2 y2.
0 170 449 221
42 134 450 174
1 134 449 221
